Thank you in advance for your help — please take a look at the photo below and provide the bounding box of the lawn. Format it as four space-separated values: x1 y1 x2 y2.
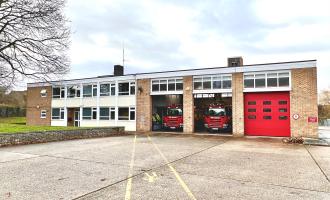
0 117 79 134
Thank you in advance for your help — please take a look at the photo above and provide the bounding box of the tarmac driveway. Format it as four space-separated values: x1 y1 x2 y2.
0 134 329 200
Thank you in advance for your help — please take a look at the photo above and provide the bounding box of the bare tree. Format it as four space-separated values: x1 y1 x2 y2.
0 0 70 89
319 89 330 105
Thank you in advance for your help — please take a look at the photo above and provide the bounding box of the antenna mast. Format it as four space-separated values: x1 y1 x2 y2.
122 41 125 67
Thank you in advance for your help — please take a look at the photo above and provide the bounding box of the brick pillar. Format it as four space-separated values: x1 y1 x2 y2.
136 79 152 132
290 68 318 138
232 73 244 137
183 76 194 133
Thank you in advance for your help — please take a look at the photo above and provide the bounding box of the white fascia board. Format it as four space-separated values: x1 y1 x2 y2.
243 87 291 93
28 75 137 88
193 89 232 94
136 60 316 79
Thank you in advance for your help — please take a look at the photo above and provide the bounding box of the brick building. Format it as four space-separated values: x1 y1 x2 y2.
26 58 318 138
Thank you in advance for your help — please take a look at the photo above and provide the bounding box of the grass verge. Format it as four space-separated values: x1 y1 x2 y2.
0 117 79 134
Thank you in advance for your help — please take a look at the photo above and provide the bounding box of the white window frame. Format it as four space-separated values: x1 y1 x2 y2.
82 107 97 120
67 85 81 98
51 108 65 120
83 84 98 98
243 70 291 92
192 74 232 94
100 82 114 97
99 107 116 120
151 77 183 95
52 86 65 99
40 110 47 118
40 89 47 97
117 107 135 121
118 81 136 96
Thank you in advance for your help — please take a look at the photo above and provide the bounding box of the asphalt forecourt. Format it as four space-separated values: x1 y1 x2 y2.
0 134 329 199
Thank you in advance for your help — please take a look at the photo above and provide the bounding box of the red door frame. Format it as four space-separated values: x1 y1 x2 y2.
244 92 290 137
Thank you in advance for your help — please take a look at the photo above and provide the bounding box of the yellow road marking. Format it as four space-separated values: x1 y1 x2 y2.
143 172 158 183
147 135 197 200
125 134 137 200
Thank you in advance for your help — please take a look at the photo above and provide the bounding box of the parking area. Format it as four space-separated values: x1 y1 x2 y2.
0 134 329 200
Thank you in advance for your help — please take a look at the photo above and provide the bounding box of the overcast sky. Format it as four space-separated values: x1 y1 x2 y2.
64 0 330 91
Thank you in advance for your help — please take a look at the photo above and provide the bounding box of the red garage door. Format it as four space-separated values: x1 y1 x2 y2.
244 92 290 137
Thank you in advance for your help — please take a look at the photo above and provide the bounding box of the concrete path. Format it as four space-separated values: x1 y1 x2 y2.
0 134 329 200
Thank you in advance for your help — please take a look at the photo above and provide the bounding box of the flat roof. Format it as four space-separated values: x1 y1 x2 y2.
27 59 316 87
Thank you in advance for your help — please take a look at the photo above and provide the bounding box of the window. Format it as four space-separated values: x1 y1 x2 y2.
52 87 65 98
279 100 287 105
263 108 271 112
119 82 129 95
248 101 256 105
194 75 232 90
248 115 256 119
52 108 64 120
111 83 116 95
279 108 287 112
279 116 288 120
130 107 135 120
263 116 272 120
222 76 232 89
168 79 175 91
82 107 97 120
100 107 110 120
118 107 129 120
40 110 47 118
100 84 110 96
278 72 289 87
248 108 256 112
193 78 203 90
83 84 97 97
203 77 211 89
263 101 271 105
213 76 221 89
40 89 47 97
267 73 277 87
255 74 265 88
243 71 290 89
67 85 80 98
130 82 135 95
99 107 115 120
151 79 183 92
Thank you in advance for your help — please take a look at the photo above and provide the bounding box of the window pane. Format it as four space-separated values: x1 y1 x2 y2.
279 77 289 87
52 88 60 98
255 79 265 88
67 87 76 98
267 78 277 87
248 101 256 105
278 72 289 77
263 101 271 105
93 86 97 97
213 80 221 89
61 89 65 98
100 108 109 120
263 116 272 120
222 80 231 88
248 115 256 119
279 108 287 112
279 100 287 105
263 108 271 112
168 79 175 91
244 79 254 88
118 108 129 120
194 82 202 90
100 84 110 96
244 75 254 79
203 77 211 89
60 110 64 119
119 83 129 95
279 116 288 120
110 110 115 120
111 84 116 95
52 108 60 119
83 85 92 97
152 84 159 92
248 108 256 112
176 82 183 90
130 111 135 120
160 80 167 91
83 108 91 119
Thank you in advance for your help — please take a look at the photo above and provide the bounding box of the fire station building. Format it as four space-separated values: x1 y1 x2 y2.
26 58 318 138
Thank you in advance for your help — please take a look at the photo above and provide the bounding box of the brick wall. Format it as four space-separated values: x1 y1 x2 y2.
232 73 244 137
183 76 194 133
26 86 52 126
290 68 318 138
136 79 152 132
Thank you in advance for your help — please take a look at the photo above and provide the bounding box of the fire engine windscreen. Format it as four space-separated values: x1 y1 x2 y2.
207 108 226 116
167 108 183 116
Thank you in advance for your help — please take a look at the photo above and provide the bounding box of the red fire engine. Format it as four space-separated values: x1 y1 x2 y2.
163 104 183 130
204 104 231 132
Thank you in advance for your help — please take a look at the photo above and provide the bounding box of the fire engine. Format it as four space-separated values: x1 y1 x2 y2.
204 104 231 132
163 104 183 130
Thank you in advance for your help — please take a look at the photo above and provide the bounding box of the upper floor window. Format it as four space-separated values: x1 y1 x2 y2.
52 87 65 99
152 78 183 92
193 75 232 90
244 72 290 89
40 89 47 97
83 84 97 97
100 83 116 96
118 82 135 96
67 85 80 98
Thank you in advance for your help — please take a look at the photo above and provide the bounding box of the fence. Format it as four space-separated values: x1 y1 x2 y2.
0 107 26 117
